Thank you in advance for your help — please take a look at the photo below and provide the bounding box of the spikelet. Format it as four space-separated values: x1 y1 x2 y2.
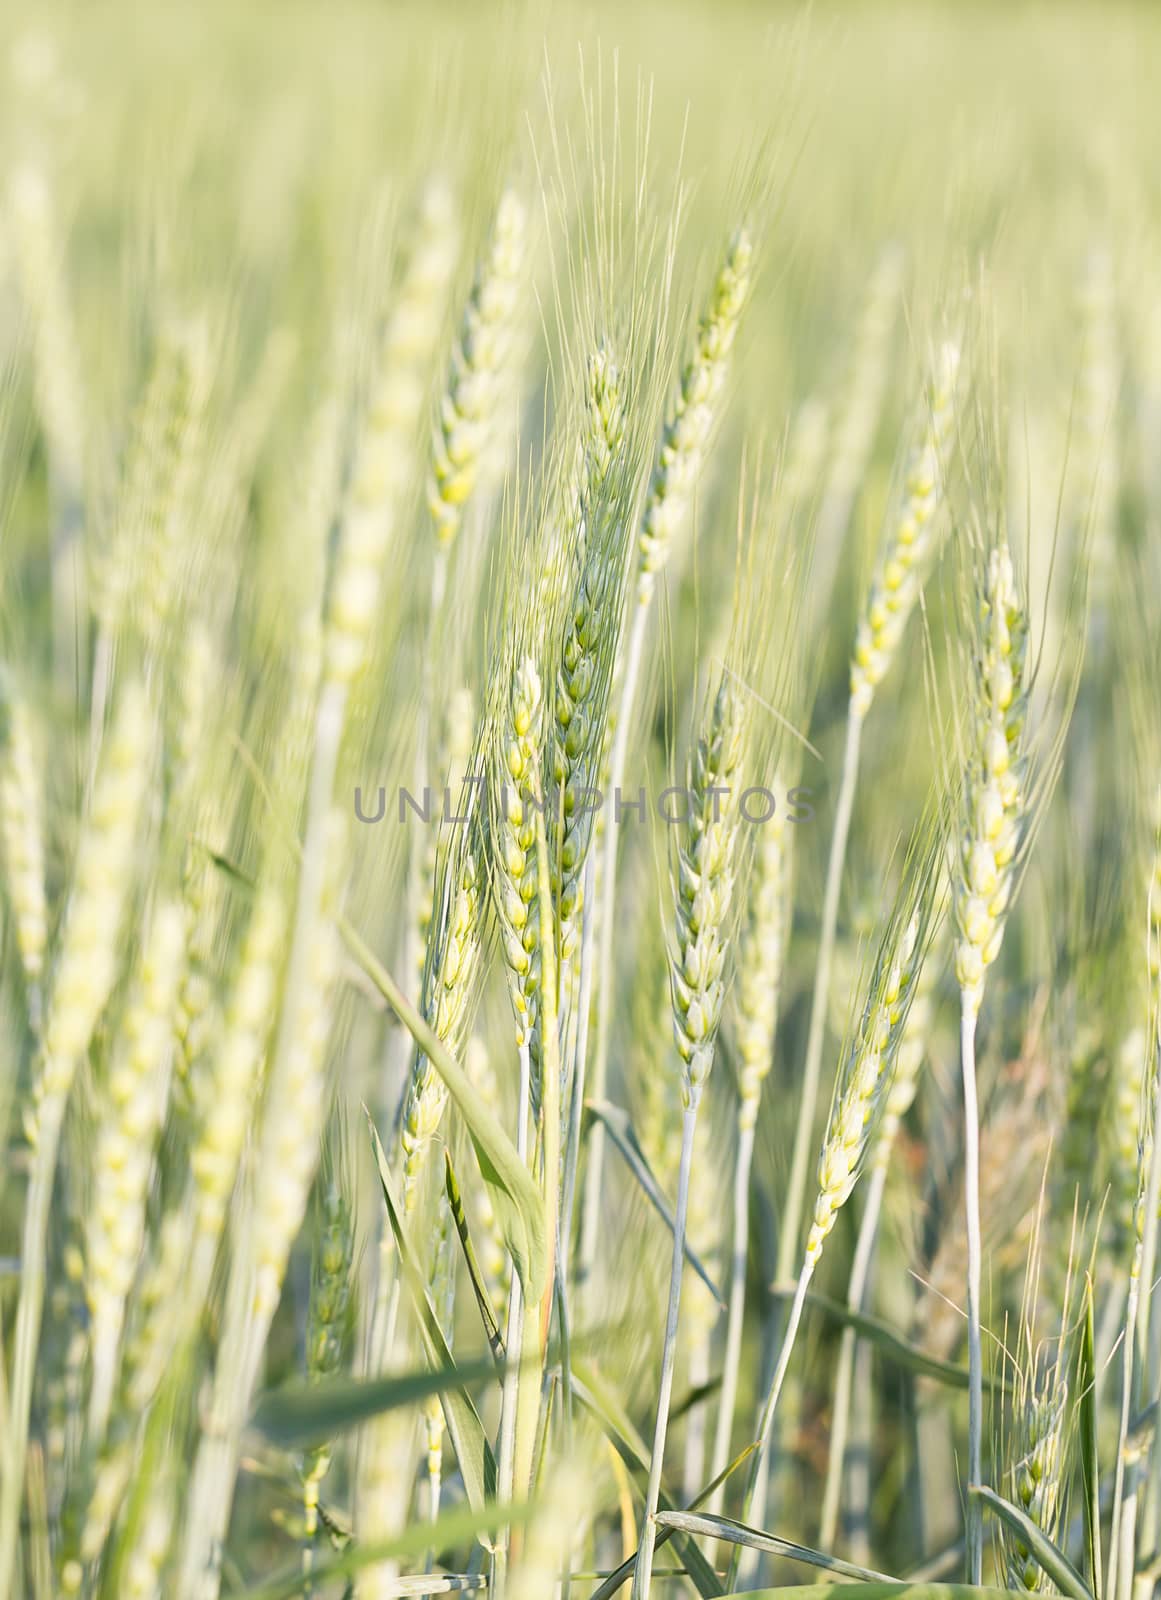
250 816 346 1323
137 318 214 655
733 782 794 1130
850 340 961 715
534 348 626 638
172 828 222 1105
552 345 628 959
400 798 485 1211
1002 1380 1069 1592
29 681 154 1140
190 882 288 1247
870 910 944 1170
428 188 526 547
85 899 185 1440
669 673 749 1105
636 229 753 606
302 1160 354 1568
807 881 935 1266
954 539 1030 1018
493 657 544 1048
0 678 48 1019
326 182 461 685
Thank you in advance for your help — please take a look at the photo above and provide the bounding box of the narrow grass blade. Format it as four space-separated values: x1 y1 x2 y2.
368 1115 498 1514
342 913 547 1300
1078 1274 1102 1596
713 1587 1031 1600
582 1425 757 1599
444 1148 505 1364
588 1099 725 1306
233 1497 533 1598
970 1486 1096 1600
653 1509 894 1582
769 1284 1002 1393
250 1357 499 1450
573 1363 723 1598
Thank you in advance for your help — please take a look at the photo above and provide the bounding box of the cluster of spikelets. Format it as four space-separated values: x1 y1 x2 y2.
954 538 1030 1016
807 899 932 1264
636 229 753 604
493 655 545 1049
428 189 527 547
732 788 794 1129
669 672 750 1103
850 339 962 715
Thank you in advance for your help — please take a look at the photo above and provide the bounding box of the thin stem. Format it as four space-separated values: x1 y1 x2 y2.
630 1098 698 1600
0 1096 65 1592
819 1159 888 1549
561 857 597 1280
777 702 863 1287
1108 1247 1142 1600
728 1262 813 1592
494 1041 532 1599
579 602 650 1284
1111 1051 1161 1600
960 1000 984 1584
707 1122 756 1524
177 677 346 1600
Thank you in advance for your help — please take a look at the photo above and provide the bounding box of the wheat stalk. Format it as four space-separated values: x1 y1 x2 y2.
778 337 962 1304
428 188 526 550
955 533 1030 1581
733 836 939 1587
0 676 48 1031
0 681 155 1593
633 669 749 1600
85 898 185 1447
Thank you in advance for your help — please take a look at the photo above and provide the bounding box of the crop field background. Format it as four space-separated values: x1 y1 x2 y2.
1 3 1160 1598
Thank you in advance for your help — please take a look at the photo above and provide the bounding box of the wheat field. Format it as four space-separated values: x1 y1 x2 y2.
1 3 1159 1598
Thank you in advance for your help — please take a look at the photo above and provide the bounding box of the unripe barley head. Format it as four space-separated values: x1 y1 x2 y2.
86 898 185 1439
871 910 945 1170
0 678 48 1014
669 671 750 1105
733 778 794 1130
807 846 941 1266
636 228 753 607
850 340 962 716
401 792 486 1211
953 537 1029 1018
251 815 346 1323
428 187 526 548
1003 1379 1069 1592
492 656 544 1049
29 681 154 1140
189 880 288 1245
326 182 461 687
552 345 629 961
